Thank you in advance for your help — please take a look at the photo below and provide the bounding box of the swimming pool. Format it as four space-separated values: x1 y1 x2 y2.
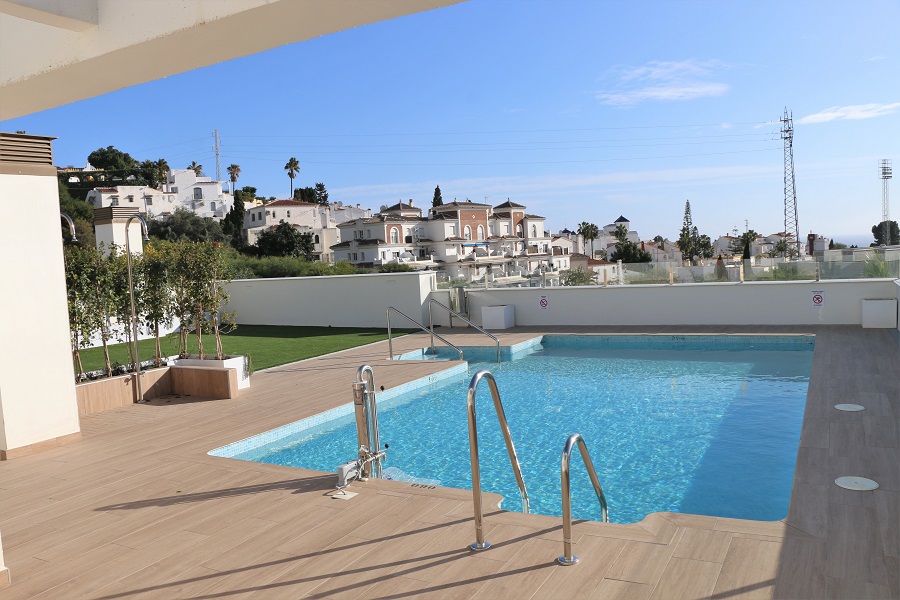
211 335 814 524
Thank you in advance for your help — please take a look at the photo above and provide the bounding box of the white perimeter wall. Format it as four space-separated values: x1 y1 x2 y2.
0 172 80 451
225 272 436 328
464 280 900 327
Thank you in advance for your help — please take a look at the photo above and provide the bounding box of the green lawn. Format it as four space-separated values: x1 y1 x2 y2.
75 325 409 373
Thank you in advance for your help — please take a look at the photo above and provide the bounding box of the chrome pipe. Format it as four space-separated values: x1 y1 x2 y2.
387 306 463 361
558 433 608 566
467 370 529 551
125 214 149 403
60 213 78 242
386 308 394 360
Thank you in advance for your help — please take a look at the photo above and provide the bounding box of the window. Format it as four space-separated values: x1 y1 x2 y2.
127 195 134 203
531 225 537 238
145 197 153 206
464 226 472 240
314 235 319 244
171 186 178 193
477 225 485 241
503 223 510 234
450 224 458 236
361 252 365 261
210 202 216 211
516 223 524 237
286 210 290 217
193 188 203 200
358 230 364 239
352 253 358 261
110 197 119 206
366 230 371 238
390 228 399 244
251 213 256 222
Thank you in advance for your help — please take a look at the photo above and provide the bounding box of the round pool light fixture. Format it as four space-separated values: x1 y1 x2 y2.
834 476 879 491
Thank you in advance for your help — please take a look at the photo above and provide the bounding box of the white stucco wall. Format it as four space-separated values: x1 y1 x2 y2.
0 172 80 452
94 220 146 255
225 272 436 328
465 279 900 327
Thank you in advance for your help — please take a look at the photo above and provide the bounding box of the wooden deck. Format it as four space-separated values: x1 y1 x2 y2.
1 326 897 599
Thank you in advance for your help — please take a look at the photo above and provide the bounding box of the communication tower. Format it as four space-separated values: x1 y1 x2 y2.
781 108 800 258
880 159 892 245
213 129 221 183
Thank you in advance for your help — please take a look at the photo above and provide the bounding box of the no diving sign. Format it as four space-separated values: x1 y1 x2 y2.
539 294 549 310
811 291 824 308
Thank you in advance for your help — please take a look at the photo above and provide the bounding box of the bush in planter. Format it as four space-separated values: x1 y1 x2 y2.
140 243 175 367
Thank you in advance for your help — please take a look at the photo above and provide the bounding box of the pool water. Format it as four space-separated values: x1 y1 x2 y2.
218 335 814 524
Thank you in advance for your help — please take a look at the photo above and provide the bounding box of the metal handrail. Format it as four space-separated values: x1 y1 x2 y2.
428 299 500 364
352 365 383 479
558 433 608 566
467 370 530 551
387 307 463 361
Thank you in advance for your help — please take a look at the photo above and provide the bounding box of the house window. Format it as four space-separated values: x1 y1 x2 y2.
516 223 524 237
503 224 510 234
210 202 216 211
110 197 119 206
193 188 203 200
531 224 537 237
464 226 472 240
450 224 458 236
314 235 319 244
127 195 134 203
352 253 358 261
251 213 256 222
361 252 365 261
390 228 399 244
171 186 178 193
145 197 153 206
477 225 485 241
286 210 290 217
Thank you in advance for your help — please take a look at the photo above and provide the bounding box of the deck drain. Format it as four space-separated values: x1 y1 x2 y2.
834 404 865 412
834 476 879 491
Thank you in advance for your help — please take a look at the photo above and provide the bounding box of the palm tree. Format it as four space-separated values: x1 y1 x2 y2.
577 221 600 257
187 161 203 176
284 157 300 198
226 164 241 195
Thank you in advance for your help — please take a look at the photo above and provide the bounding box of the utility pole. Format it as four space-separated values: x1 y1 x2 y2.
880 159 892 245
213 129 221 183
781 108 799 259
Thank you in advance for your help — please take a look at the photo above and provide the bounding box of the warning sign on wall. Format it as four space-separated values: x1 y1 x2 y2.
811 291 824 307
539 294 549 310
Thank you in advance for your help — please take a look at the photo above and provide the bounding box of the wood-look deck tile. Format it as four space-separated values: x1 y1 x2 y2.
603 531 684 587
649 556 722 600
672 527 734 563
470 537 558 600
711 536 780 600
531 534 628 599
590 578 653 600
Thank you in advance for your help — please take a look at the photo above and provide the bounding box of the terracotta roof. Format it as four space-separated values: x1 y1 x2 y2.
381 202 419 212
94 187 117 193
494 200 526 209
330 241 352 248
524 213 545 219
435 201 492 209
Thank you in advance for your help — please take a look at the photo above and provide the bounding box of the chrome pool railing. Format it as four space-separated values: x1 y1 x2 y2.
351 365 382 479
466 369 530 551
558 433 608 566
386 306 463 361
428 299 500 364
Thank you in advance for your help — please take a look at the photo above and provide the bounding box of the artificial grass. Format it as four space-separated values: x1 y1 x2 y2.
75 325 409 374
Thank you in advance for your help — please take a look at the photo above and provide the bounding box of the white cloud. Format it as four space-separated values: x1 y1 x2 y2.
797 103 900 124
595 59 729 106
865 55 887 62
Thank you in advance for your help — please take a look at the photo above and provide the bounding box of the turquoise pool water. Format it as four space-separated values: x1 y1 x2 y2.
212 335 814 524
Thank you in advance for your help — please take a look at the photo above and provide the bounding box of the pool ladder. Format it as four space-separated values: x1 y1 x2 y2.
466 370 530 550
428 299 501 364
387 306 463 361
558 433 609 565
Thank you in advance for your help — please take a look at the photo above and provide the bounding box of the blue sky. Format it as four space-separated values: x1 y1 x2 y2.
4 0 898 245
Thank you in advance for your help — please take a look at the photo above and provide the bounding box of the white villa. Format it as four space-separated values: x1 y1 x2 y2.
332 199 561 283
160 169 233 219
244 200 371 263
85 185 171 216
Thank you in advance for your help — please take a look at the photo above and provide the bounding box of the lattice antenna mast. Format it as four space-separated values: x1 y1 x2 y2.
880 159 892 245
213 129 221 183
781 108 799 258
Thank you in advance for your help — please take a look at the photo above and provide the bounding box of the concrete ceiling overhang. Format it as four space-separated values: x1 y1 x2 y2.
0 0 463 120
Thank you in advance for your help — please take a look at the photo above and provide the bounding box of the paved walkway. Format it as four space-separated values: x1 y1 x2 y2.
0 326 897 599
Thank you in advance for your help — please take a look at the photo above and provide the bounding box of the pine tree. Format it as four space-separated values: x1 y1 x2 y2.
432 185 443 207
678 200 696 263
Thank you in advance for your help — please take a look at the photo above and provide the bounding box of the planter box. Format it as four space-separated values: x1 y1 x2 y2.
75 367 171 416
172 355 250 389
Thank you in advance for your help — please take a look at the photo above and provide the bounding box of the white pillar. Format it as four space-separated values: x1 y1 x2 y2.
0 133 81 459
